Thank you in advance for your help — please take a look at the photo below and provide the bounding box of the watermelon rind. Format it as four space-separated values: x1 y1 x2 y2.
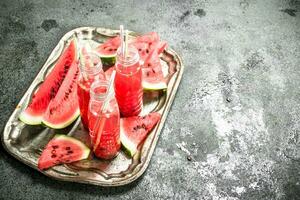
54 134 91 159
42 109 80 129
120 124 138 157
19 111 43 125
142 81 167 91
97 53 116 67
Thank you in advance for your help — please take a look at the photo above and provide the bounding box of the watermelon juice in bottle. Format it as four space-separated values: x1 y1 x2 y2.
88 80 120 159
115 46 143 117
77 52 106 129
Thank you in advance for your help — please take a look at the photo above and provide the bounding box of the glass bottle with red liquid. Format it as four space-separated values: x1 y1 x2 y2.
77 51 106 129
88 80 120 159
115 46 143 117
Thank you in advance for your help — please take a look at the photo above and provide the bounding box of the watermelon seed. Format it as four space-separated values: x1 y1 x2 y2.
146 49 149 53
142 124 146 129
67 150 73 154
52 145 59 149
65 146 71 150
152 69 156 73
146 72 150 76
51 150 56 154
51 154 57 158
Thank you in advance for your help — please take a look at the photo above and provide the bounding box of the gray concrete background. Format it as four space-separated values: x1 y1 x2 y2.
0 0 300 199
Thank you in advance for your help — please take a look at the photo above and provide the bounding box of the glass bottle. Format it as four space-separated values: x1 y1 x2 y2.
88 80 120 159
77 51 106 129
114 45 143 117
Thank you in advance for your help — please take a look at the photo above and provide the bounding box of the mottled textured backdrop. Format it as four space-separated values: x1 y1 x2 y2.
0 0 299 199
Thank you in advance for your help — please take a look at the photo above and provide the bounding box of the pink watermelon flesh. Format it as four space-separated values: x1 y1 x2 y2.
120 112 161 157
96 36 120 56
38 135 90 170
19 40 77 125
135 32 160 44
142 44 167 90
42 60 80 129
132 32 166 64
133 42 150 63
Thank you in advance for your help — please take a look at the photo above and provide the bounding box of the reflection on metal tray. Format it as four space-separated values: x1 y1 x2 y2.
1 27 184 186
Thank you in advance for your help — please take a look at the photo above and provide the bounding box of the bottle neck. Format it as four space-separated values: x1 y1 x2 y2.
116 45 139 67
90 80 113 102
78 51 103 80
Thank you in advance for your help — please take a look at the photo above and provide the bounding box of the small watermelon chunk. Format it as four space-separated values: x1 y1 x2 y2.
38 135 90 170
42 60 80 129
19 40 77 125
120 112 161 157
96 36 120 67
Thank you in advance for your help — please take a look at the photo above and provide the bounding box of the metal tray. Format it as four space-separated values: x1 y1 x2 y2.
1 27 184 186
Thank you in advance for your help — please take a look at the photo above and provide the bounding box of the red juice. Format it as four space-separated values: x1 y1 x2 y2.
77 51 105 129
115 46 143 117
88 80 120 159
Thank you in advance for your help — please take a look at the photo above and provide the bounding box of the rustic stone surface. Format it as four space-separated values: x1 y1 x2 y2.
0 0 299 199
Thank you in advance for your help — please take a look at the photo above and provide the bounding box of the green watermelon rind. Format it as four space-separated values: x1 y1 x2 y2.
42 109 80 129
120 124 138 157
142 81 168 91
19 111 43 125
97 53 116 67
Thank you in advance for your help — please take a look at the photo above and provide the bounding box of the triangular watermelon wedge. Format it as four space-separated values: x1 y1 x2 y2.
120 112 161 157
42 59 80 129
38 135 90 170
19 40 77 125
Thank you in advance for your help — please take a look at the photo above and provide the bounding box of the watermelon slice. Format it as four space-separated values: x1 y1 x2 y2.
142 46 167 90
38 134 90 170
42 60 80 129
120 112 161 157
96 36 120 67
19 40 77 125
